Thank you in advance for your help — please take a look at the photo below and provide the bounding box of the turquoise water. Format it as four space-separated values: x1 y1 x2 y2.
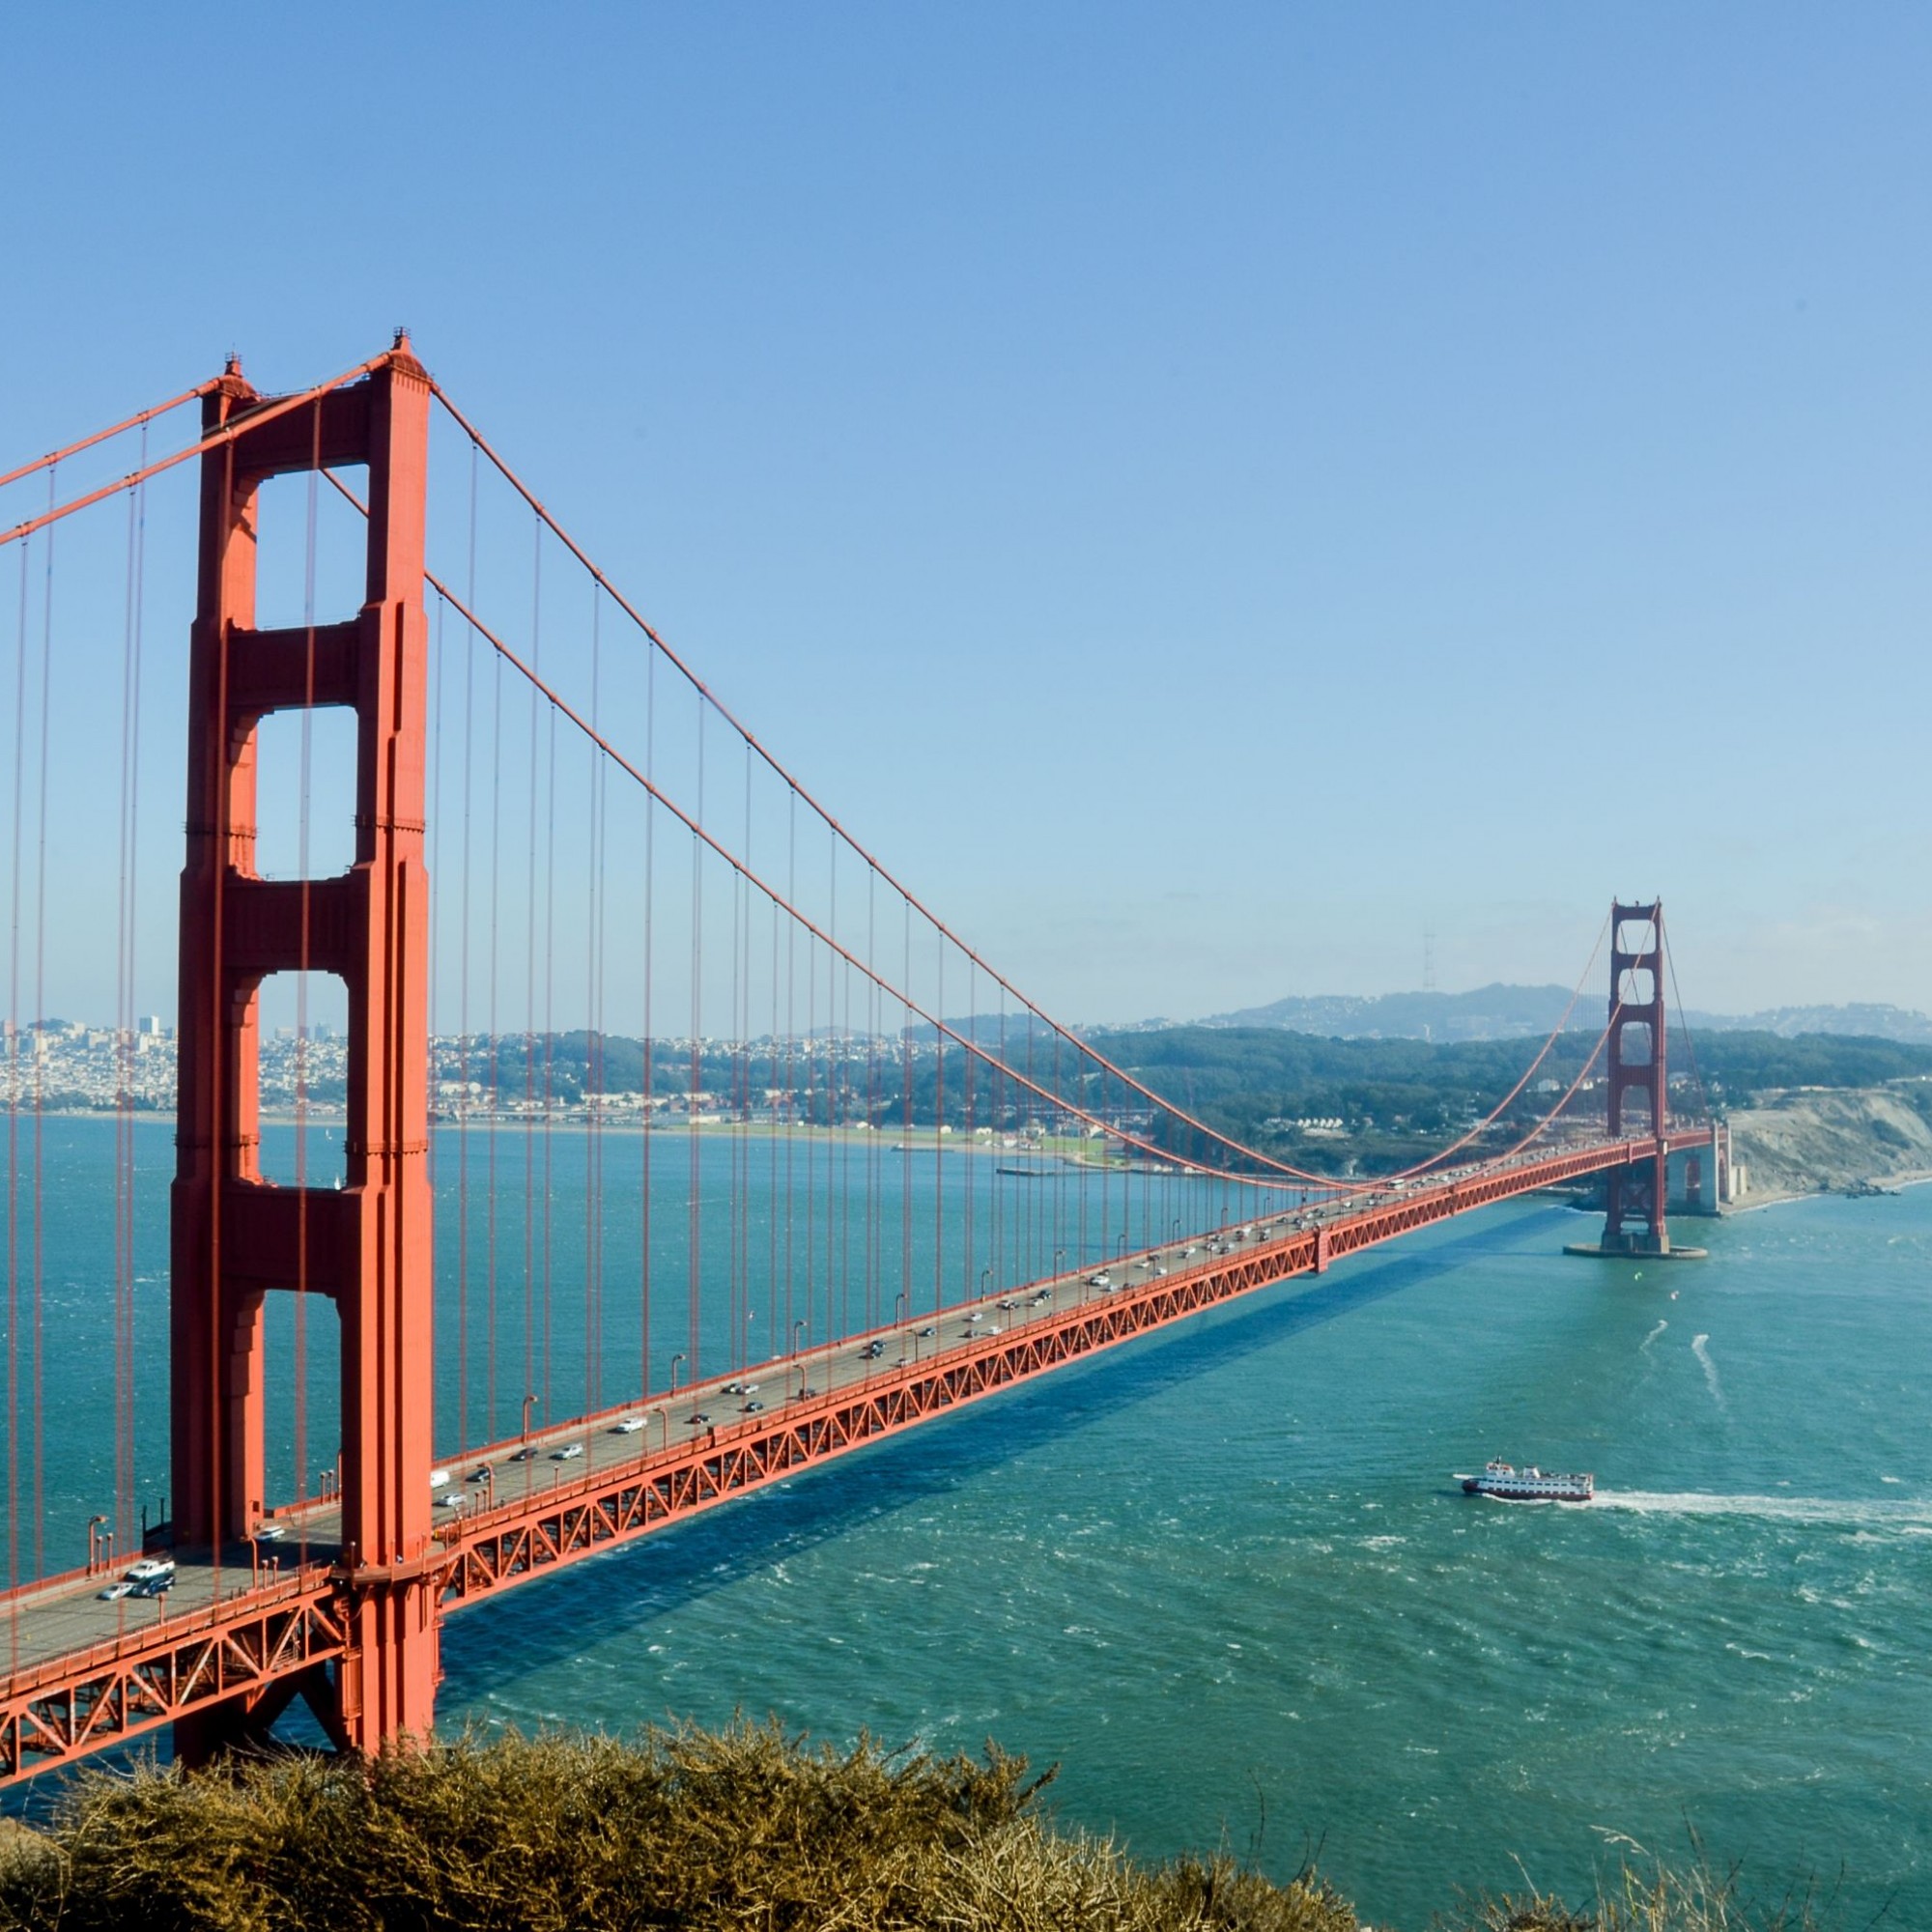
7 1119 1931 1926
439 1182 1932 1929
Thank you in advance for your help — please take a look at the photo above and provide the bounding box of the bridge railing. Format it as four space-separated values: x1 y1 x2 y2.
0 1558 337 1702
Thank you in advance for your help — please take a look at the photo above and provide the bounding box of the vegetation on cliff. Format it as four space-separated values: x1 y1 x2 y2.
0 1725 1843 1932
1726 1081 1932 1200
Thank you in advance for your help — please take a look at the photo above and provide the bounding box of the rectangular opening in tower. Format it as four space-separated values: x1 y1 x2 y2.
1617 1019 1656 1065
254 969 349 1187
1617 971 1657 1012
250 465 369 633
262 1287 342 1520
251 706 359 881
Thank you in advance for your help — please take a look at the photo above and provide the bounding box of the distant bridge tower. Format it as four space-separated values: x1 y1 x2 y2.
170 337 436 1761
1599 899 1670 1255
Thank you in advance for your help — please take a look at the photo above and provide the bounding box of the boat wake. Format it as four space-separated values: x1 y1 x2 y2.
1594 1491 1932 1531
1639 1319 1667 1352
1690 1332 1725 1409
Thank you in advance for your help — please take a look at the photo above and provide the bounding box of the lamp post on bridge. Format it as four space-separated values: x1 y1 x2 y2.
521 1392 538 1456
669 1352 687 1396
86 1514 108 1578
792 1320 809 1398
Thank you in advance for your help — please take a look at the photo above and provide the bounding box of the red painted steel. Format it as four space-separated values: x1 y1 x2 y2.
1602 901 1671 1253
0 379 216 492
3 1125 1704 1789
169 336 437 1763
0 1566 344 1784
425 1131 1708 1601
0 354 392 551
0 351 1725 1787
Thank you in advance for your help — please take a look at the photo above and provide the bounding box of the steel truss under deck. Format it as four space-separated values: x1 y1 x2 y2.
1 1128 1704 1787
1 1571 345 1783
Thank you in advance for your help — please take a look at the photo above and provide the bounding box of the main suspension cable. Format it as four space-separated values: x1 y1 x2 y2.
0 355 391 552
0 380 217 494
419 383 1632 1197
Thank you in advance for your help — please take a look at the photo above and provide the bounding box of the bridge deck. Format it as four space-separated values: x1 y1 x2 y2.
0 1131 1708 1785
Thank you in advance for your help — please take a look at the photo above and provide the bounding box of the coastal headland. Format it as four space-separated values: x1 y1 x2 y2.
1725 1080 1932 1207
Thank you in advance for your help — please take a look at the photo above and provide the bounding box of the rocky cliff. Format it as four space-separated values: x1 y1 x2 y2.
1728 1080 1932 1203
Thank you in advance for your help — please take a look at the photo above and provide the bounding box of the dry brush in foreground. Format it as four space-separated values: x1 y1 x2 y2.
0 1724 1842 1932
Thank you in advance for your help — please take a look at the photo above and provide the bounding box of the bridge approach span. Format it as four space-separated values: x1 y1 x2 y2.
0 1127 1702 1788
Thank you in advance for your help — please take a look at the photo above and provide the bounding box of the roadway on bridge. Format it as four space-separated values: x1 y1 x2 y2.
2 1148 1611 1702
0 1188 1393 1687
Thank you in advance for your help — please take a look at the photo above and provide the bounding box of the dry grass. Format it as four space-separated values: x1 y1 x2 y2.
0 1722 1352 1932
0 1726 1850 1932
1449 1836 1857 1932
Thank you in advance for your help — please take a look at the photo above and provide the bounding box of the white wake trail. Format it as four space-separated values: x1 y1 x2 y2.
1639 1319 1667 1352
1595 1492 1932 1532
1691 1332 1725 1409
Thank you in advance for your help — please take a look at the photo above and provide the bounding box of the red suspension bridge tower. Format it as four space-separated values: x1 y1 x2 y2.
170 337 437 1758
0 341 1732 1787
1598 899 1672 1256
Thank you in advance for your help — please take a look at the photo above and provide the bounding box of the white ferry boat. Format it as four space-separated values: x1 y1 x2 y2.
1457 1458 1593 1503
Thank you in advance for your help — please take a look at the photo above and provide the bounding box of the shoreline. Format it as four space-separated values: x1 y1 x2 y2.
29 1112 1932 1209
1724 1166 1932 1215
21 1109 1160 1171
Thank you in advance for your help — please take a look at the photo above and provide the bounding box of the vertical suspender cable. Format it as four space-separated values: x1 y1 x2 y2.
962 954 975 1301
541 594 558 1424
594 609 610 1401
744 743 757 1362
486 514 503 1441
30 467 58 1577
786 794 798 1358
900 896 912 1320
932 937 944 1313
804 913 816 1357
994 993 1008 1285
205 439 230 1584
826 827 838 1347
866 867 879 1338
291 403 322 1536
639 642 656 1403
584 589 603 1417
458 441 478 1447
688 708 703 1382
728 748 745 1368
839 855 853 1346
524 517 541 1428
8 533 29 1638
113 450 144 1566
430 582 451 1446
126 438 149 1560
767 836 780 1366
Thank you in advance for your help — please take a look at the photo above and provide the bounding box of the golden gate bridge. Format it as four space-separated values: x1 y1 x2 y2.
0 336 1722 1783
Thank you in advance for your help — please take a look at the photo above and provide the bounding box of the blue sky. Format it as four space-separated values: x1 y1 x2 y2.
3 5 1928 1024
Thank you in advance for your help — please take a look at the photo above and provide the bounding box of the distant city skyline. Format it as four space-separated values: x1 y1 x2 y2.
4 5 1927 1026
14 979 1928 1050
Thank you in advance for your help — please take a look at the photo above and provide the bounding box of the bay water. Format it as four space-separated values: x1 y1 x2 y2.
7 1117 1930 1927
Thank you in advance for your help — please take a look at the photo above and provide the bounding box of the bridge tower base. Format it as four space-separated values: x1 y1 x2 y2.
170 337 438 1764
